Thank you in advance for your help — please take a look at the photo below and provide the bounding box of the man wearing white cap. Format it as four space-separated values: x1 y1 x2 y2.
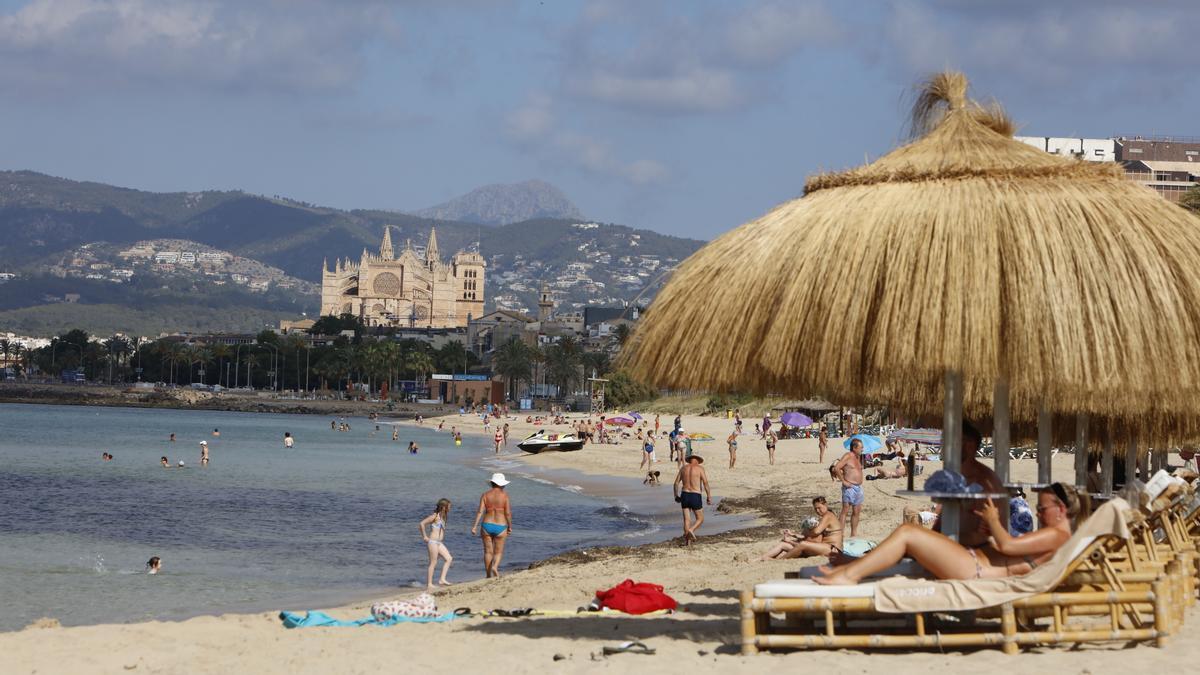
471 472 513 578
199 440 209 466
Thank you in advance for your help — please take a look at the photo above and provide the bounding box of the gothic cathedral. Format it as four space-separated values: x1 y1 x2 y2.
320 227 484 328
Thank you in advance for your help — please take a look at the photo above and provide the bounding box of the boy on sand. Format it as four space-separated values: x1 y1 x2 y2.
673 455 711 545
832 438 865 536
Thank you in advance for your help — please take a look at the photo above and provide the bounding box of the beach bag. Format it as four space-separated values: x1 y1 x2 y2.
594 580 677 615
371 593 439 621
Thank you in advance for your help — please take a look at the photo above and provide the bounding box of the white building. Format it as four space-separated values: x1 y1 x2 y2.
1015 136 1117 162
155 252 180 264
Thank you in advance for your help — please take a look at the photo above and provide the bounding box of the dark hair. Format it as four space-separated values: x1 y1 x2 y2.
435 498 451 519
160 456 168 462
147 556 161 567
962 420 982 448
812 496 827 505
849 438 863 450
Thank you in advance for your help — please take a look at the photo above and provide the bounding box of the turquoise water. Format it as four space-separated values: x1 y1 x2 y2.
0 404 656 631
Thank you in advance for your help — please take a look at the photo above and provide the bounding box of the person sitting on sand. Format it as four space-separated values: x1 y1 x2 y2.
759 496 843 561
146 556 162 574
814 482 1081 585
471 473 512 579
644 470 661 486
419 498 454 590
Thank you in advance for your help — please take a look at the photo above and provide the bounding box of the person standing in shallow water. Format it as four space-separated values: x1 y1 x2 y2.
199 440 209 466
471 473 512 578
673 455 711 545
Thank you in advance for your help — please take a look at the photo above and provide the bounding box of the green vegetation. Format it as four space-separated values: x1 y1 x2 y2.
602 370 658 409
0 303 297 337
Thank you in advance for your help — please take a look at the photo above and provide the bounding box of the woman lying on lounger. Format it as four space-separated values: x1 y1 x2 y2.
759 496 843 561
814 482 1080 585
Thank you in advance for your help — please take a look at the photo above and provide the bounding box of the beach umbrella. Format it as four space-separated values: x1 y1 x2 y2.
606 415 636 426
887 428 943 446
628 412 644 420
780 412 813 428
843 434 884 454
623 72 1200 528
685 432 715 441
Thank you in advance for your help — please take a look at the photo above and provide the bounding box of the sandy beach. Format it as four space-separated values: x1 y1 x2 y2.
5 411 1198 674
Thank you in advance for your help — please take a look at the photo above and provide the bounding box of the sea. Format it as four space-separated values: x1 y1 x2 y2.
0 403 671 632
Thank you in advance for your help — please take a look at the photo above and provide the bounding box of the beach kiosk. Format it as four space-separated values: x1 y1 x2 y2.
624 72 1200 539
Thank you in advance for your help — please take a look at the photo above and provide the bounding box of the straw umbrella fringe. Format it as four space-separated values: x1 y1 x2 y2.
624 72 1200 438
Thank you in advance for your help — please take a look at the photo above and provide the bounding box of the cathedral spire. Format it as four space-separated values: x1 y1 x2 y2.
323 257 329 274
425 227 439 265
380 226 394 260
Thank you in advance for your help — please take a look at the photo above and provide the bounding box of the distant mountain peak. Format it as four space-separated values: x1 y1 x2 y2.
414 180 584 226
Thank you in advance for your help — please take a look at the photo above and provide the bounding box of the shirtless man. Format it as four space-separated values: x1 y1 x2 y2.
956 422 1007 548
818 427 828 463
199 440 210 466
673 455 712 545
833 438 864 536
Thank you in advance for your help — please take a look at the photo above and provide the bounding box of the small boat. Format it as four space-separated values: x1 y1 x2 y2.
518 430 585 454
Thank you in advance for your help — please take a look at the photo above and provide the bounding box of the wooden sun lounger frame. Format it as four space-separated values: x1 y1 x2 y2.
741 512 1191 654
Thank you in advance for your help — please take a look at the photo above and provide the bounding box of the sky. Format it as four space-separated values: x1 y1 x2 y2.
1 0 1198 240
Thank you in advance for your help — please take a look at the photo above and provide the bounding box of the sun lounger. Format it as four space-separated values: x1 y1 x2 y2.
740 498 1184 654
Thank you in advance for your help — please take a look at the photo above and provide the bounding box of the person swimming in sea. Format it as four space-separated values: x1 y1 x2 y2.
146 556 162 574
169 433 176 442
161 456 170 468
212 429 220 437
471 473 512 579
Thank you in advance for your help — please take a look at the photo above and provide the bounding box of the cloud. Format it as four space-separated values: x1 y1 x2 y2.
504 94 669 186
561 0 842 114
0 0 402 94
881 1 1200 91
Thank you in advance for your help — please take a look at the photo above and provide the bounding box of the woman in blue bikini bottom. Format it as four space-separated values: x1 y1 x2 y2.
473 473 513 578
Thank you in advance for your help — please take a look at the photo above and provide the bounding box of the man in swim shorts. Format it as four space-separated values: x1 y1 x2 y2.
673 455 711 545
833 438 865 536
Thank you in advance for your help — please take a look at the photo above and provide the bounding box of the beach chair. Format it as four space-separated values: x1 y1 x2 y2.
740 499 1184 655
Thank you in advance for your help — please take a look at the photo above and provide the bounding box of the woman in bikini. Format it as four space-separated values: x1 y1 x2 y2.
418 498 453 590
814 482 1080 585
759 496 842 561
471 473 513 578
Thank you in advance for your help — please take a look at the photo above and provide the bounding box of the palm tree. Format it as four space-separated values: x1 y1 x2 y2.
613 323 633 348
494 337 534 400
545 336 583 397
581 351 611 380
0 338 11 375
210 343 232 388
438 340 470 375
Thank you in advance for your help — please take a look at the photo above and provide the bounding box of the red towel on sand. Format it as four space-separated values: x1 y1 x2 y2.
595 580 677 615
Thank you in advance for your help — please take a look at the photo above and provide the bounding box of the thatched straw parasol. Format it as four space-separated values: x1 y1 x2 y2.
627 72 1200 436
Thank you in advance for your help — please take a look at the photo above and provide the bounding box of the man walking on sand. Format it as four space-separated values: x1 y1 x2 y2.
673 455 711 545
832 439 865 536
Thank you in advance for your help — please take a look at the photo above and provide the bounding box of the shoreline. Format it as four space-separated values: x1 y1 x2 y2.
6 410 1200 673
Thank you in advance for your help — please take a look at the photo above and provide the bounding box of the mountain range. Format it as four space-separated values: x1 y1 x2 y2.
0 171 704 336
413 180 584 225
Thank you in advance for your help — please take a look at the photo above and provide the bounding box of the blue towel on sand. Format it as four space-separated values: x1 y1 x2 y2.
279 610 459 628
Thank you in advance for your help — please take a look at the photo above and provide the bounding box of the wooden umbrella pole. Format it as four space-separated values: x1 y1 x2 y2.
1037 403 1052 485
993 377 1011 483
1125 437 1138 486
942 370 964 540
1101 428 1114 497
1074 414 1089 488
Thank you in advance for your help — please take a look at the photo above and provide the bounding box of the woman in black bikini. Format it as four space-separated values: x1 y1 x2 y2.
759 496 842 560
815 483 1080 585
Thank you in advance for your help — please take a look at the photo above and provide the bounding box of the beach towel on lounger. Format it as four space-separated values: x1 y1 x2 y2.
871 498 1131 614
279 609 459 628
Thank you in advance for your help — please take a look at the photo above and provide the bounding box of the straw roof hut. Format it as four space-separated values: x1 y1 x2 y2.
625 72 1200 440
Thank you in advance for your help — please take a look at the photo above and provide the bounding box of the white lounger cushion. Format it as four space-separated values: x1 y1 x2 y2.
755 579 876 598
